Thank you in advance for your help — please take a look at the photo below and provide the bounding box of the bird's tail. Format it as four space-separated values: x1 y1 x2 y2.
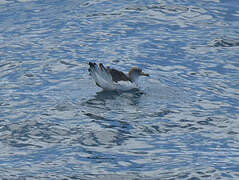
88 62 114 90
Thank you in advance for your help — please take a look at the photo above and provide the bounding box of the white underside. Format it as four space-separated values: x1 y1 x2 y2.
113 80 138 91
90 64 138 91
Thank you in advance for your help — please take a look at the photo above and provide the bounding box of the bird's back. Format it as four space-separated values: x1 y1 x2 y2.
109 68 131 82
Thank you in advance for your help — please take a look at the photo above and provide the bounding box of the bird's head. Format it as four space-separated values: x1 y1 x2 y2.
128 67 149 82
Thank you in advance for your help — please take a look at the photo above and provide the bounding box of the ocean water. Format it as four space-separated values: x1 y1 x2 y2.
0 0 239 179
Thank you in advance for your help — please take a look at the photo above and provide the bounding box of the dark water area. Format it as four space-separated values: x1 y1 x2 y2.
0 0 239 179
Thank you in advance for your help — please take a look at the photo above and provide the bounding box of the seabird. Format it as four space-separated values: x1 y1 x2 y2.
88 62 149 91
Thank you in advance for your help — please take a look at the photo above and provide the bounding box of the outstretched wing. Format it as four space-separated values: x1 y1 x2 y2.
88 62 115 90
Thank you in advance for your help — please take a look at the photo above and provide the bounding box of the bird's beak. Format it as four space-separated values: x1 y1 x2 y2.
140 72 149 76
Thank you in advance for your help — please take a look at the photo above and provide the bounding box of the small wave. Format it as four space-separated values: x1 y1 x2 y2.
209 38 239 47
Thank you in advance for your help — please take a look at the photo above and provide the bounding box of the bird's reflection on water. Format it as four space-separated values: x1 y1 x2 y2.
85 89 145 110
80 90 142 147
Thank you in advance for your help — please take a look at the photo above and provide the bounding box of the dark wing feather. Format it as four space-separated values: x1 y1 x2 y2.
88 62 131 84
109 68 131 82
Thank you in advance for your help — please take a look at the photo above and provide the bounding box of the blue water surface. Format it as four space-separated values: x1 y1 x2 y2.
0 0 239 179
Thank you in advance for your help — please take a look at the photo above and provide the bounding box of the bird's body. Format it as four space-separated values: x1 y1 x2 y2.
88 62 149 91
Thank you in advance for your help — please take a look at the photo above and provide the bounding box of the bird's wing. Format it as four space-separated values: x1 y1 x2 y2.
109 69 131 82
89 62 115 90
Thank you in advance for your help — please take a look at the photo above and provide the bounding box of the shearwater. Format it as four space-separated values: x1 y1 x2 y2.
88 62 149 91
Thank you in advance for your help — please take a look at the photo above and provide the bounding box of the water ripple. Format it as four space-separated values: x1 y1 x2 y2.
209 37 239 47
0 0 239 179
